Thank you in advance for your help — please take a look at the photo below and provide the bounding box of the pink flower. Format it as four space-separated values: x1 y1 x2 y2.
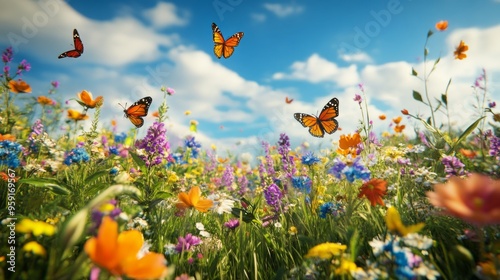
427 173 500 226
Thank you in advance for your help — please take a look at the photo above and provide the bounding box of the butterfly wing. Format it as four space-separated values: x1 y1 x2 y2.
285 97 294 104
317 98 339 135
58 29 84 59
124 96 152 128
223 32 244 58
212 23 225 59
294 113 325 138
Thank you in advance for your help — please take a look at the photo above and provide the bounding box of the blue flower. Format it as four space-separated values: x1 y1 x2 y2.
0 141 23 168
109 146 119 155
109 167 118 175
184 136 201 158
301 151 320 166
63 147 90 165
114 132 127 143
328 157 370 183
318 202 345 218
291 176 312 193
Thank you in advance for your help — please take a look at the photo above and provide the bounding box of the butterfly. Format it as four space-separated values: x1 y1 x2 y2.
212 22 244 59
285 97 294 104
58 29 84 59
294 98 339 138
120 96 152 128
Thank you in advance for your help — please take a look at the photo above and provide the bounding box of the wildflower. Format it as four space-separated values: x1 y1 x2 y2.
319 202 345 218
427 173 500 226
489 135 500 160
454 40 468 60
338 132 361 150
304 242 347 260
84 216 167 278
488 101 496 108
221 165 234 188
175 233 201 253
189 120 198 132
0 140 23 168
51 80 59 88
8 79 31 93
394 124 406 133
435 20 448 31
17 59 31 74
353 94 362 104
441 155 466 178
196 223 211 238
277 133 295 177
301 151 320 166
37 96 53 106
379 114 386 120
335 259 359 275
261 141 275 177
185 110 191 115
263 183 283 212
135 121 171 167
328 157 371 183
77 90 103 109
176 186 213 213
90 200 122 232
2 47 13 63
0 134 16 141
358 178 387 206
67 109 89 121
459 148 476 159
386 207 424 236
184 136 201 158
63 147 90 165
16 219 56 236
288 226 298 235
166 87 175 95
224 219 240 230
291 176 312 194
401 109 409 115
23 241 46 256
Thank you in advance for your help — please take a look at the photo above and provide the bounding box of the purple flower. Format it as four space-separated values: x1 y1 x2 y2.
358 83 365 92
353 94 362 104
135 121 170 167
166 87 175 95
328 157 371 183
441 155 465 178
489 101 496 108
237 175 249 195
51 80 59 89
489 135 500 160
3 65 10 75
419 131 430 147
262 141 275 177
175 233 201 253
2 47 13 63
369 131 381 147
221 165 234 189
277 133 295 178
90 200 122 234
264 183 283 212
224 219 240 230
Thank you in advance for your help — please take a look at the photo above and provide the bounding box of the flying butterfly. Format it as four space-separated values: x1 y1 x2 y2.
212 22 244 59
58 29 84 59
294 98 339 138
119 96 152 128
285 97 294 104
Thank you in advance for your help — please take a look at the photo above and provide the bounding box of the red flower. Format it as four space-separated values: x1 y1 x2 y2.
358 178 387 206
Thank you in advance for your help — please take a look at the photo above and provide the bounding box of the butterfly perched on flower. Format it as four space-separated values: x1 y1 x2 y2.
120 97 152 128
285 97 294 104
294 98 339 138
212 22 244 59
58 29 84 59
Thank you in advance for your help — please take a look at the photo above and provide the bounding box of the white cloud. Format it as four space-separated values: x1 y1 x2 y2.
338 51 373 63
0 0 179 66
142 2 189 28
251 13 267 23
272 53 360 87
263 3 303 18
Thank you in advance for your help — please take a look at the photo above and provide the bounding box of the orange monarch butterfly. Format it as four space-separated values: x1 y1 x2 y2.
294 98 339 138
58 29 84 59
285 97 294 104
212 22 244 59
120 96 152 128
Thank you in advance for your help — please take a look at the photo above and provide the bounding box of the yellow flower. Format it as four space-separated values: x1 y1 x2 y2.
16 219 56 236
288 226 298 235
185 110 191 115
37 96 54 106
23 241 46 256
335 259 358 274
167 171 179 184
84 216 167 278
67 109 88 121
305 242 347 260
385 207 424 236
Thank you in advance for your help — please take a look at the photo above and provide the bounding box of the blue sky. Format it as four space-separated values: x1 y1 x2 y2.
1 0 499 156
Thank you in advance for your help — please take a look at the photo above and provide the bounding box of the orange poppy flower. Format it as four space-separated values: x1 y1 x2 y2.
426 173 500 226
8 79 32 93
176 186 213 213
454 40 468 60
37 96 53 106
386 207 425 236
0 134 16 141
435 20 448 31
392 116 402 124
67 109 89 121
84 216 167 278
378 114 386 120
394 124 406 133
152 111 160 118
77 90 103 109
459 148 477 159
111 119 117 127
0 172 19 182
338 133 361 150
358 178 387 206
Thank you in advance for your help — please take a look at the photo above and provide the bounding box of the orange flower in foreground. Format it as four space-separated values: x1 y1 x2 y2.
0 134 16 141
338 133 361 150
77 90 103 109
8 79 31 93
37 96 53 106
426 173 500 226
67 109 89 121
358 178 387 206
378 114 386 120
84 216 167 279
176 186 213 213
454 40 468 60
435 20 448 31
